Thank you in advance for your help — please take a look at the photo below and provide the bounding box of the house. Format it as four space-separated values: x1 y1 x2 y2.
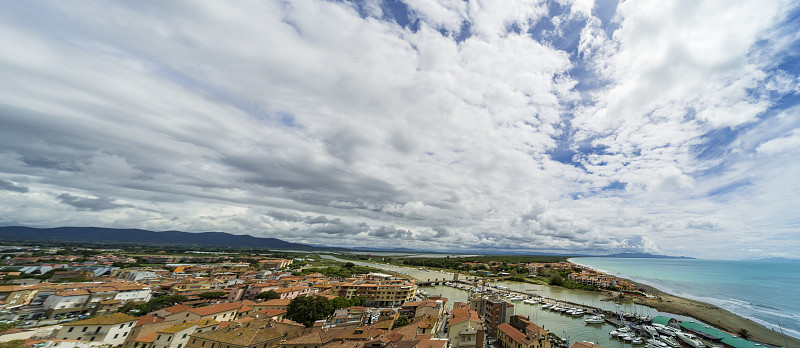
123 315 171 348
496 316 552 348
56 312 138 345
471 296 514 336
447 305 484 348
273 286 314 300
257 259 293 269
152 318 220 348
43 289 91 318
154 302 244 323
0 285 39 308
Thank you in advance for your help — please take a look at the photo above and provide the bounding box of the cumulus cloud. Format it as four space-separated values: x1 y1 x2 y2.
0 0 797 258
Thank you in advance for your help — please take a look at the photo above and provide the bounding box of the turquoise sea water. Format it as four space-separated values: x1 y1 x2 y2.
570 257 800 339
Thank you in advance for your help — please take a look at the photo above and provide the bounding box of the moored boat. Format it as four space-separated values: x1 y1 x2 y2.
675 332 705 348
660 336 680 348
643 326 658 337
585 316 604 324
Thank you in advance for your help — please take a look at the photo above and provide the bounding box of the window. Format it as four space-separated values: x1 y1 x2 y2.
114 334 119 339
213 316 217 320
202 341 205 347
68 327 74 332
168 336 171 341
178 345 182 348
186 313 190 317
211 343 215 348
124 332 128 336
89 337 95 341
129 322 134 327
158 335 162 340
120 324 124 329
82 327 87 332
183 334 187 339
193 339 196 344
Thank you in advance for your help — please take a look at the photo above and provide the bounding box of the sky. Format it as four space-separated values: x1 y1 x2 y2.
1 1 799 259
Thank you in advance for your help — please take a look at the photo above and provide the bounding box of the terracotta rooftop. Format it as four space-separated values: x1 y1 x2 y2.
189 302 240 316
133 332 159 343
161 304 193 314
449 307 479 325
260 298 291 306
569 342 604 348
63 313 137 326
418 338 448 348
134 315 164 327
497 323 531 345
191 320 291 346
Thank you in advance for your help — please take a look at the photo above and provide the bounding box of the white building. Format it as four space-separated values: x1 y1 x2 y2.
56 313 138 346
113 285 152 303
43 290 90 312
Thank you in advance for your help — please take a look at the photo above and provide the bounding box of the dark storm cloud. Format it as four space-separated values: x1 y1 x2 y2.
310 220 370 235
369 226 413 239
57 193 130 211
0 180 28 193
265 210 304 222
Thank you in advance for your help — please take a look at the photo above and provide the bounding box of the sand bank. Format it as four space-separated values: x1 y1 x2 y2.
609 281 799 347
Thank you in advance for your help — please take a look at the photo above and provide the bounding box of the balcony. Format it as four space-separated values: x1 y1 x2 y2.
460 328 477 335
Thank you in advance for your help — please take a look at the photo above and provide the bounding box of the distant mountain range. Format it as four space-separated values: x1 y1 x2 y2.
753 257 800 262
0 226 314 250
600 251 695 259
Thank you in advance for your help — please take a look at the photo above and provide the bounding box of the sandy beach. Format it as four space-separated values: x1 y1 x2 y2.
609 281 799 347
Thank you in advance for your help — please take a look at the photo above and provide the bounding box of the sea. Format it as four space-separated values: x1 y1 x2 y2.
570 257 800 339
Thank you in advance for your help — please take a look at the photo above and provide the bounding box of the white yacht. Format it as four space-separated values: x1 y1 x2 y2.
660 336 680 348
632 337 644 345
585 316 604 324
675 332 706 348
643 326 659 337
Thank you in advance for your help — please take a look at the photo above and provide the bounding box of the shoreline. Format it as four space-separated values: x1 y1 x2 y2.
567 259 800 347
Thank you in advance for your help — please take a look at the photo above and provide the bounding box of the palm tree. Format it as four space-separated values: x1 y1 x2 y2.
737 328 751 340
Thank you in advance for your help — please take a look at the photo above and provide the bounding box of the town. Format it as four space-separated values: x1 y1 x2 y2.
0 245 766 348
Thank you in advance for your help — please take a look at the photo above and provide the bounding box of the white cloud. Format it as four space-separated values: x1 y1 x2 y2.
0 0 797 258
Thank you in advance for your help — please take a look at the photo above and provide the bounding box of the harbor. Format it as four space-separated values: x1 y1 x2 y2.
423 279 773 348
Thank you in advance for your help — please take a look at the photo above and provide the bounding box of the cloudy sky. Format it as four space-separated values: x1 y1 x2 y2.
1 1 799 259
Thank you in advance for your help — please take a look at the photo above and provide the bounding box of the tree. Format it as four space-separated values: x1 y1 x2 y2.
123 295 187 315
737 328 751 340
255 290 280 300
548 273 564 286
198 291 227 299
393 316 410 329
343 262 355 270
286 295 334 327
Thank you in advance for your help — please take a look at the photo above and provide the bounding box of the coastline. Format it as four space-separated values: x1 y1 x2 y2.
568 259 800 347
